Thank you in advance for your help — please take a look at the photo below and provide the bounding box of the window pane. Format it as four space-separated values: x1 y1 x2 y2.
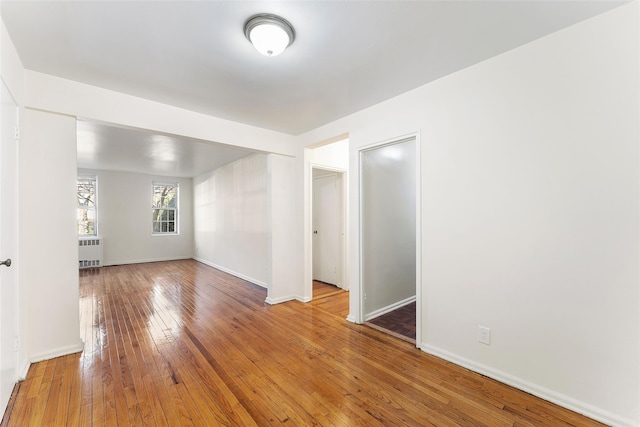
168 222 175 232
78 208 95 235
78 179 95 208
152 211 159 232
153 183 177 208
166 190 177 207
152 192 162 208
78 176 97 236
152 186 166 208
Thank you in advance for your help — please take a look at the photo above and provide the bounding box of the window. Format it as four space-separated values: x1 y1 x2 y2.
77 176 97 236
152 182 178 234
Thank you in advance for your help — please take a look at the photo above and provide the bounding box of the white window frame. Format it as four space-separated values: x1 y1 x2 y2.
152 181 179 235
77 175 98 236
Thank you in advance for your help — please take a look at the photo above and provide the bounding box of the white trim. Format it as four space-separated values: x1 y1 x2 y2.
421 344 636 427
357 132 418 153
414 132 422 350
193 257 268 289
29 340 84 364
17 359 30 381
265 295 297 305
364 295 416 321
78 235 103 240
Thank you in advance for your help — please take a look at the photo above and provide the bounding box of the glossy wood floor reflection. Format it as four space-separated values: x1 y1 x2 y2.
3 260 605 426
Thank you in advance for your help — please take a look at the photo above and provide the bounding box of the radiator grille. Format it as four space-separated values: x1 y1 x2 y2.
79 238 103 269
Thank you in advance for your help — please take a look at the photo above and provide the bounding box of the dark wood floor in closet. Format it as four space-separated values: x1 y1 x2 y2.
366 302 416 344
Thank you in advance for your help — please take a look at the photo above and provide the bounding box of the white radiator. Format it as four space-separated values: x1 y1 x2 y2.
79 237 103 269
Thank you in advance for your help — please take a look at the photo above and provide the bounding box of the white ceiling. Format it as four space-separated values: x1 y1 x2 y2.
77 120 252 178
1 1 625 177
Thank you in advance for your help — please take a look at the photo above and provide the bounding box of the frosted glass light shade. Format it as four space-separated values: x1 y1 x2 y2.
249 24 289 56
244 14 295 57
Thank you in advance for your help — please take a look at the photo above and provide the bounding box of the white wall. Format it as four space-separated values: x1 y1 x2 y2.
299 4 639 426
1 19 23 106
20 109 83 362
78 168 194 266
194 154 269 287
267 153 301 303
311 138 349 170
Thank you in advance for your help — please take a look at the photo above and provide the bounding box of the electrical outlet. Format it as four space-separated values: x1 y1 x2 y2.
478 326 491 345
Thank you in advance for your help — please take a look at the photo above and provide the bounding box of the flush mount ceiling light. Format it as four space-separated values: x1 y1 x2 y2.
244 14 295 57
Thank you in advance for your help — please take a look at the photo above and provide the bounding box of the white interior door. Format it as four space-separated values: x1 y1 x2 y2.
0 79 19 415
313 172 341 286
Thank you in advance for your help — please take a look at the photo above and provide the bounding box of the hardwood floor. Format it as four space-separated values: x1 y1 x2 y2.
3 260 605 426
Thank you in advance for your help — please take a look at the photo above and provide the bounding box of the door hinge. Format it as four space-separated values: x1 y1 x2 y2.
14 126 20 140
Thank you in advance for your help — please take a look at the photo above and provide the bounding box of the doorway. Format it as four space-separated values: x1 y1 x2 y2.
359 135 419 345
312 167 346 298
0 79 19 414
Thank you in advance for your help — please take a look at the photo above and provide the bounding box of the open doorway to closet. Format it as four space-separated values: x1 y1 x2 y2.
360 135 419 345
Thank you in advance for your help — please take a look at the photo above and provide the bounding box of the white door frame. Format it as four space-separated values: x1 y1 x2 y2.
357 132 422 348
304 162 349 303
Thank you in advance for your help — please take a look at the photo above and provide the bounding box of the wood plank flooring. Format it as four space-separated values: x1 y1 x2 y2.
3 260 605 426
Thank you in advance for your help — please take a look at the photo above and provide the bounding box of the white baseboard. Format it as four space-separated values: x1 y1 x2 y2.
29 340 85 364
364 295 416 321
193 258 268 289
17 358 30 381
421 344 636 427
346 314 357 324
265 295 296 305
